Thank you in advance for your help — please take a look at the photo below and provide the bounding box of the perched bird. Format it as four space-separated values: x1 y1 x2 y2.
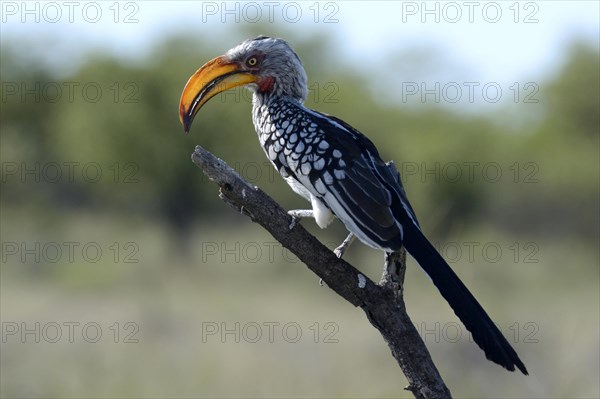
179 36 528 375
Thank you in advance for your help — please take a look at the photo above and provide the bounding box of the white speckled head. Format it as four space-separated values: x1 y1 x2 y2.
224 36 308 102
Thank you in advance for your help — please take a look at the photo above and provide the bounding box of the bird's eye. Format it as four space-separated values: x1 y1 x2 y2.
246 57 258 67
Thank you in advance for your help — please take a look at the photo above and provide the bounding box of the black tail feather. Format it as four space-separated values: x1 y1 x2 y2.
403 224 528 375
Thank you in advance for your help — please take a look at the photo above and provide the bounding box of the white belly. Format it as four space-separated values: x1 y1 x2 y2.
284 176 334 229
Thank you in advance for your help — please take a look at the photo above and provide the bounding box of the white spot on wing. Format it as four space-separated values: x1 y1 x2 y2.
301 163 311 175
314 179 326 194
268 146 277 161
334 169 345 179
313 158 325 170
278 152 288 167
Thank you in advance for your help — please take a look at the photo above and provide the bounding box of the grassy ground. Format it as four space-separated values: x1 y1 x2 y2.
1 210 598 398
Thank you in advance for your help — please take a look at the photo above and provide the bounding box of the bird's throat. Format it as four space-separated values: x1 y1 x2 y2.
257 76 275 93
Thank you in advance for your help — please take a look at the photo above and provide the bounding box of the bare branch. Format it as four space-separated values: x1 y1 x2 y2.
191 145 452 398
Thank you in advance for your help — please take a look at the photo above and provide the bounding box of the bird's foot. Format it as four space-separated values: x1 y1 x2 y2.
287 209 314 230
334 233 356 258
287 209 314 219
288 216 297 230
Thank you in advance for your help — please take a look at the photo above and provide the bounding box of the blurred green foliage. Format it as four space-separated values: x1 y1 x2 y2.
1 34 598 242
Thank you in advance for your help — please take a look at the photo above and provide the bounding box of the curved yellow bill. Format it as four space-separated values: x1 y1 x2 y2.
179 55 258 133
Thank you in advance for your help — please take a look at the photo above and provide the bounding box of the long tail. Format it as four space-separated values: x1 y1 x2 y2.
402 223 528 375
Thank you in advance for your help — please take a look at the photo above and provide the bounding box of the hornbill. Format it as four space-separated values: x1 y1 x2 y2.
179 36 527 375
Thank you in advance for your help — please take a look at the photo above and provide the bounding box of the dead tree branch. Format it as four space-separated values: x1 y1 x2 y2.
191 145 452 398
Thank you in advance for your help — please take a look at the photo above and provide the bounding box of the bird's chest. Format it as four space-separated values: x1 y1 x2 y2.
253 108 332 180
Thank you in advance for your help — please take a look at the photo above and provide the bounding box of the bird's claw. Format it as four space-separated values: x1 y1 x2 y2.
287 209 314 230
333 246 344 258
288 216 298 230
334 233 356 259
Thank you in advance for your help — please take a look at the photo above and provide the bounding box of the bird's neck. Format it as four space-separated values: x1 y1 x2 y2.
252 91 303 109
252 92 305 128
251 93 306 147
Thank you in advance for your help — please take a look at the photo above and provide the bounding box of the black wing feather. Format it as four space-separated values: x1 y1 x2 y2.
298 108 527 374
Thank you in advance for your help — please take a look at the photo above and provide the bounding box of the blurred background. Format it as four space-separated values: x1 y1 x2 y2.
1 1 598 398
